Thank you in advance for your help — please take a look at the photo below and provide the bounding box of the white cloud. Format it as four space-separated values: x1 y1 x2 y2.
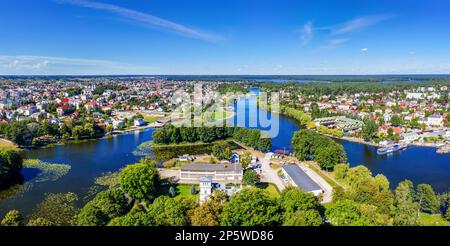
0 55 152 75
321 38 351 49
361 48 369 52
299 21 314 46
54 0 223 42
331 14 394 35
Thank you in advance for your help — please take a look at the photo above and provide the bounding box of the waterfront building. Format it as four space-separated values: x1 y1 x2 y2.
133 118 147 127
402 132 420 142
180 163 243 183
427 114 444 127
314 116 364 132
281 164 324 196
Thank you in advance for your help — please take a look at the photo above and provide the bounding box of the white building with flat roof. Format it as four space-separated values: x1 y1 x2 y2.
180 164 243 183
282 164 324 196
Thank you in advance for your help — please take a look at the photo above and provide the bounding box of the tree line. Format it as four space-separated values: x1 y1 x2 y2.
0 118 105 147
291 129 347 170
2 157 449 226
152 124 272 152
332 164 450 225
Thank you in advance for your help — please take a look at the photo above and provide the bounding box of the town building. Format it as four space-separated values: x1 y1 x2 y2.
180 163 243 183
281 164 324 196
427 114 444 127
199 176 213 203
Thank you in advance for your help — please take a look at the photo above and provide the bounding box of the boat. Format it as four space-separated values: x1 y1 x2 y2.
377 144 408 155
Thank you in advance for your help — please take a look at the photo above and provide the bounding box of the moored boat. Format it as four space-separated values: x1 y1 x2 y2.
377 144 408 155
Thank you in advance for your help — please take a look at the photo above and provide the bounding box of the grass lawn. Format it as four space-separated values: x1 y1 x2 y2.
144 116 164 124
0 139 19 151
157 183 199 198
269 163 282 169
419 213 449 226
256 182 280 197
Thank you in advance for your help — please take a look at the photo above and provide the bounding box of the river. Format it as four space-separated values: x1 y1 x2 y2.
0 89 449 218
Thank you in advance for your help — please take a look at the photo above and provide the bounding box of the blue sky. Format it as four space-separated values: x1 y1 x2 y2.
0 0 450 75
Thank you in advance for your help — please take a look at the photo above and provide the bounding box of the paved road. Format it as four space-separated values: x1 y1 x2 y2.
259 157 286 192
298 163 333 203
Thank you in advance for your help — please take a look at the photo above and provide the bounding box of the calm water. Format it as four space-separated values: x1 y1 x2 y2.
0 130 154 218
235 88 450 192
1 89 449 218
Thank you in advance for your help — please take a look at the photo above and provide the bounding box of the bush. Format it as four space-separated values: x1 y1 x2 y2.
119 160 159 202
76 188 129 226
1 210 24 226
0 149 23 188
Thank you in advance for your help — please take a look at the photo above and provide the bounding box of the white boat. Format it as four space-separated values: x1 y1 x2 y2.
377 144 408 155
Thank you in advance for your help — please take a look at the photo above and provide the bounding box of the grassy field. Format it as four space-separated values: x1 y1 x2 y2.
0 139 19 151
419 213 449 226
157 184 199 198
144 115 164 124
256 182 281 197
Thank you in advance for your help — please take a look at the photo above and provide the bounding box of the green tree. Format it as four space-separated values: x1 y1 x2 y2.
221 188 282 226
362 120 378 141
315 143 346 170
212 142 232 160
334 163 349 180
393 180 419 226
190 198 223 226
146 196 187 226
75 188 129 226
0 149 23 187
71 125 85 140
325 199 360 226
242 170 260 186
283 210 322 226
119 161 159 202
280 187 321 213
415 184 439 214
106 124 114 133
27 218 55 226
108 211 154 226
390 115 403 126
240 152 252 169
1 210 24 226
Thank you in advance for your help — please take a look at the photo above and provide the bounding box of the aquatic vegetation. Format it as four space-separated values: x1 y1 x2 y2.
23 159 71 182
83 171 121 202
95 171 120 188
0 160 70 201
132 141 154 157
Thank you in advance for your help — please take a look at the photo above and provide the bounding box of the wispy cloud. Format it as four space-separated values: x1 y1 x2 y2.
0 55 152 75
331 14 394 35
298 14 392 49
361 48 369 52
321 38 351 49
54 0 223 42
299 21 314 46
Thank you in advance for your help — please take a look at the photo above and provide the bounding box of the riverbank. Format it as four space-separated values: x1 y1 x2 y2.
436 145 450 154
315 133 383 148
0 138 19 151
